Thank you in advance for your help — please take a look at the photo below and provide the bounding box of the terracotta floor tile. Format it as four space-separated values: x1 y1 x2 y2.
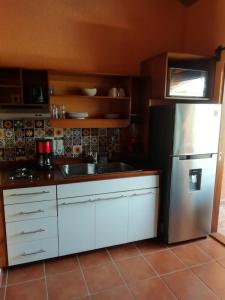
6 279 46 300
192 261 225 298
145 249 185 275
217 257 225 268
130 277 176 300
7 262 44 285
0 288 5 300
172 244 212 267
162 269 217 300
45 255 78 276
78 249 111 268
116 256 156 285
83 262 123 293
91 285 132 300
135 239 167 254
108 243 140 261
197 239 225 259
47 270 88 300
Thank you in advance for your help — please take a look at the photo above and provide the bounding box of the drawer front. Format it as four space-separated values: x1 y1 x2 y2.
6 217 58 245
57 175 159 199
3 185 56 205
4 200 57 223
8 238 58 266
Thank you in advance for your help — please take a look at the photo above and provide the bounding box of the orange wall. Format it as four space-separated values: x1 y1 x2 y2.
184 0 225 55
0 0 185 74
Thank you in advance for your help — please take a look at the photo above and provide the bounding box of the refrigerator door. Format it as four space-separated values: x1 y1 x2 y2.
168 154 217 243
173 104 221 155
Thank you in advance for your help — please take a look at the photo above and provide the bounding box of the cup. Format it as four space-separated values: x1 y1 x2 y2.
108 87 118 97
118 88 125 97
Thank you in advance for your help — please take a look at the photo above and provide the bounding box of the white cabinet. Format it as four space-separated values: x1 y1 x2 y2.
58 197 95 256
95 193 129 248
3 185 58 266
128 188 159 242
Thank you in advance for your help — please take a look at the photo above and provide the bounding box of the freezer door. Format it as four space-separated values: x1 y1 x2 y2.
168 154 217 243
173 104 221 155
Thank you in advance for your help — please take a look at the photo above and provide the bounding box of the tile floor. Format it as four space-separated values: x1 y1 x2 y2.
1 237 225 299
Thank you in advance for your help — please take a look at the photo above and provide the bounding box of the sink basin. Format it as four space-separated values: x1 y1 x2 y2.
60 162 141 178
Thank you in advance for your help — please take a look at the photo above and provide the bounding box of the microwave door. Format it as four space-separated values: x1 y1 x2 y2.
172 103 221 156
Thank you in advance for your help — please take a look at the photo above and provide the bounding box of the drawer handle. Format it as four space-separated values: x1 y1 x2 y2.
21 249 46 256
59 199 92 206
18 209 44 215
9 191 50 197
94 195 127 202
20 229 45 235
130 191 153 197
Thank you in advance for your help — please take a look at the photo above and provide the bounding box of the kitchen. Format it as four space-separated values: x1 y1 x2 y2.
1 0 225 299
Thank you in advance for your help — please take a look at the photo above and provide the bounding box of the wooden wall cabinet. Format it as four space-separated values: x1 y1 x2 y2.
48 71 132 128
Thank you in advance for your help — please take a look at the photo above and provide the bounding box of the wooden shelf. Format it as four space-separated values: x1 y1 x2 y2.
0 85 21 88
50 118 130 128
51 95 130 100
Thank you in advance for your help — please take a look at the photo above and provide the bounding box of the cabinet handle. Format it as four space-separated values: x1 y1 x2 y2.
9 191 50 197
18 209 44 215
59 200 92 206
93 195 126 202
20 229 45 235
21 249 46 256
130 191 153 197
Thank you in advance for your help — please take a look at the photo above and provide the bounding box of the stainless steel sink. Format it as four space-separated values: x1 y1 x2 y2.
60 162 141 178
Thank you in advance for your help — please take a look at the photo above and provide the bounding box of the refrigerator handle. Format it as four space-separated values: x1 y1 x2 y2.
179 154 213 160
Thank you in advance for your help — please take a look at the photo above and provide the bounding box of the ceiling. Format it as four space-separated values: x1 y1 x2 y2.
179 0 199 6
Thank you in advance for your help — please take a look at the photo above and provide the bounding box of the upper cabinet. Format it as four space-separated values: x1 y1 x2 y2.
48 71 132 128
140 52 215 102
0 68 49 106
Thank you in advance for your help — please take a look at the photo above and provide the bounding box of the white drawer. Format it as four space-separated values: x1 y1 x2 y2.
8 238 58 266
4 200 57 223
57 175 159 199
6 217 58 245
3 185 56 205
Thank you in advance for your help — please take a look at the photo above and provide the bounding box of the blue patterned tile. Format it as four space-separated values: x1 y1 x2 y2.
15 129 25 138
98 128 107 136
91 136 98 145
91 128 98 136
64 138 73 147
73 136 82 145
73 145 82 157
24 120 35 128
13 120 24 129
34 128 45 138
83 136 90 145
3 120 13 129
64 128 73 138
4 129 14 139
0 129 4 139
73 128 82 137
82 128 90 136
25 129 34 138
4 148 16 161
44 119 51 128
44 128 54 137
35 120 44 128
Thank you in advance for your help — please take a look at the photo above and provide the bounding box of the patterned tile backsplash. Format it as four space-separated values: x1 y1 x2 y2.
0 119 121 161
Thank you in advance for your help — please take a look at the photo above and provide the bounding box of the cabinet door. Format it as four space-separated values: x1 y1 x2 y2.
95 193 129 248
128 188 159 242
58 197 95 256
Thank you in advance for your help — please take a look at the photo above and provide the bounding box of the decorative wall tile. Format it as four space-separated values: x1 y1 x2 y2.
83 136 90 145
73 145 82 157
24 120 34 128
82 128 90 136
0 118 121 161
91 128 98 136
34 128 45 138
73 128 82 137
25 129 34 138
13 120 24 129
0 129 4 139
3 120 13 129
15 129 25 138
54 128 64 138
73 136 82 145
35 120 44 128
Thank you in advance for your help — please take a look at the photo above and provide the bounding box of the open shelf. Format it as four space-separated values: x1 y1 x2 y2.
50 118 130 128
51 95 130 100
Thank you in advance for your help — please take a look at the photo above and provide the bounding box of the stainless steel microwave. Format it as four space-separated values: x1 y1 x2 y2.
167 68 208 99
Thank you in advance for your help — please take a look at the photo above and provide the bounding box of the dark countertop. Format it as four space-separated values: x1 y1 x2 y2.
0 162 161 189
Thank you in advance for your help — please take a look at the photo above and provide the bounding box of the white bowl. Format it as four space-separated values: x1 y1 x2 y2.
82 88 97 96
67 112 89 119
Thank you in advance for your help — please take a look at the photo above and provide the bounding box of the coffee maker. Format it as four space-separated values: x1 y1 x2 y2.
36 139 54 169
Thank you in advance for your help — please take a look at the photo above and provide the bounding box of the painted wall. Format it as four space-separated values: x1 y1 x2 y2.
0 0 185 74
184 0 224 55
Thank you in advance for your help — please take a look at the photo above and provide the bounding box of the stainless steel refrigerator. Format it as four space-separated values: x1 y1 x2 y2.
149 103 221 243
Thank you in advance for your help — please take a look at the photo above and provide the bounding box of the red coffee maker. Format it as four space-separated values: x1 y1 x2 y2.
36 139 54 169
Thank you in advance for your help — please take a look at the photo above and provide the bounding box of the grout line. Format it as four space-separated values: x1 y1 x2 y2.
3 270 8 300
43 262 49 300
105 248 135 300
77 255 91 297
